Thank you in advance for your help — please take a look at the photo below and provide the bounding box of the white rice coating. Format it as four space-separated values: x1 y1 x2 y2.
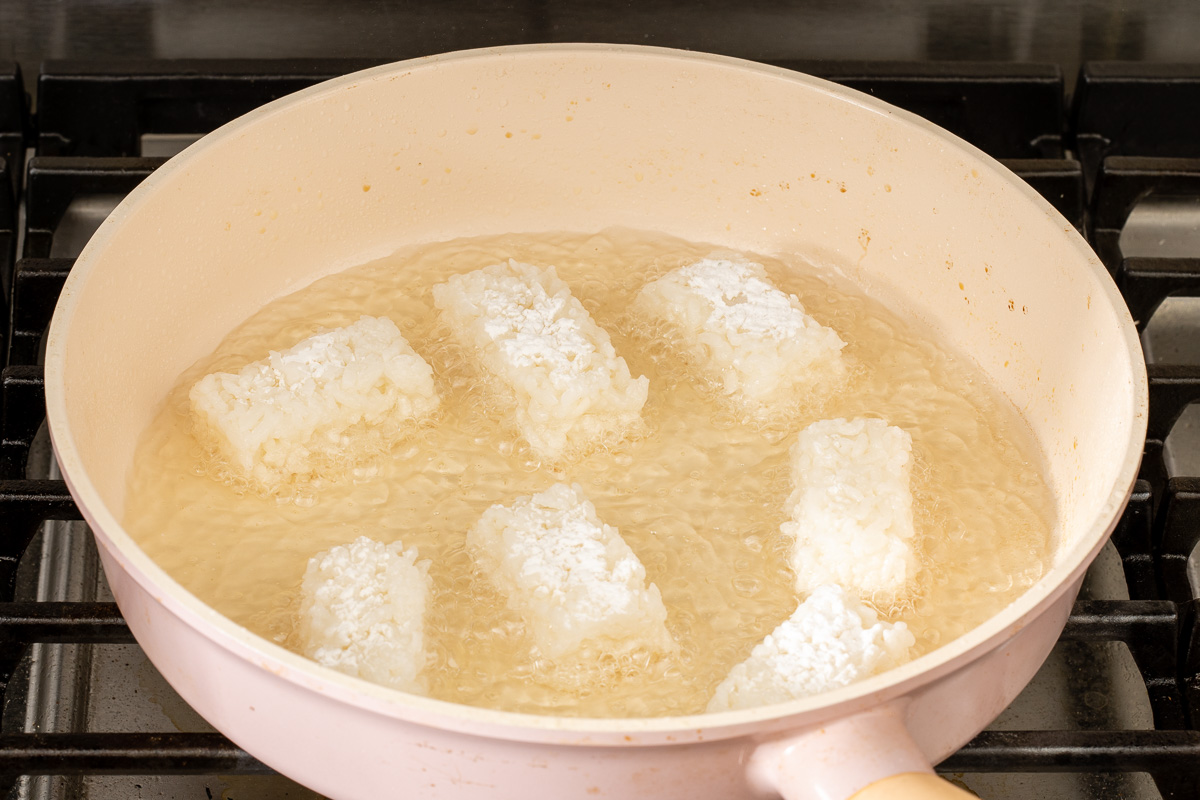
635 257 846 416
298 536 431 694
189 315 439 493
467 482 673 660
707 584 915 711
432 260 648 460
783 417 919 603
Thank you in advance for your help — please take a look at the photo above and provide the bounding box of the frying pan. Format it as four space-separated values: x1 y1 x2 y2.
43 45 1147 799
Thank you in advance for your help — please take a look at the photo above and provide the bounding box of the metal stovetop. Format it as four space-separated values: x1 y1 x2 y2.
1 4 1199 799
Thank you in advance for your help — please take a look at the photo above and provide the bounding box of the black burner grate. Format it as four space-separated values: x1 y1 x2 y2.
770 60 1066 159
0 63 25 208
20 157 161 261
0 64 22 364
36 60 385 158
1 59 1199 799
1073 63 1200 192
1090 157 1200 275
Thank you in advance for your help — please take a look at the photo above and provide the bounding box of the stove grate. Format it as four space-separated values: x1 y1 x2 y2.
1090 156 1200 274
6 261 69 369
1073 63 1200 191
770 60 1066 159
1119 258 1200 333
1 58 1199 800
0 63 25 205
20 158 161 261
36 60 386 159
0 352 1192 793
35 59 1068 161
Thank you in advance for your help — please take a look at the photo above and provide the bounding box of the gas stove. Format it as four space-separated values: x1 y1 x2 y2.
0 53 1199 800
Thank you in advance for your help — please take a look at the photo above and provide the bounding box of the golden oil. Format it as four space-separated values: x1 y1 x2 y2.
124 229 1053 717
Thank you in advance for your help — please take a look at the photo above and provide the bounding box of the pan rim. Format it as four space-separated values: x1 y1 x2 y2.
43 42 1149 743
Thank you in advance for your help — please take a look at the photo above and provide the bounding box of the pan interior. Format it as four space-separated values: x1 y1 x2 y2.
120 228 1056 717
46 46 1145 730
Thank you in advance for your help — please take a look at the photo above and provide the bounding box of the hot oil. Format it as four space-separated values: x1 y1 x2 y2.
123 229 1054 717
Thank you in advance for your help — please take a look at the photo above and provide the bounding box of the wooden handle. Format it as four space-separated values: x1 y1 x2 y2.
851 772 978 799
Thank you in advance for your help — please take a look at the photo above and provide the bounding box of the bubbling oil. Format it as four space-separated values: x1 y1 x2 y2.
123 229 1054 717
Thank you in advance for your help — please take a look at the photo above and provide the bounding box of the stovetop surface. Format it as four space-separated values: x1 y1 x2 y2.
1 5 1200 799
3 0 1200 95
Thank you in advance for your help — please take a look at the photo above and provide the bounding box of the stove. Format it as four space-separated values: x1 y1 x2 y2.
1 54 1200 800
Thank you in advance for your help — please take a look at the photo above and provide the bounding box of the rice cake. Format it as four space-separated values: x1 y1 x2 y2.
782 417 919 603
298 536 432 694
189 315 438 493
707 584 914 711
635 257 846 418
432 260 648 460
467 482 673 663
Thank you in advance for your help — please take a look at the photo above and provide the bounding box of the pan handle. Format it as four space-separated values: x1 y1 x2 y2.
746 703 975 800
851 773 976 799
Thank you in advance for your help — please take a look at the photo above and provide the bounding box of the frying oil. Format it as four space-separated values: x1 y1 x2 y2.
123 229 1054 718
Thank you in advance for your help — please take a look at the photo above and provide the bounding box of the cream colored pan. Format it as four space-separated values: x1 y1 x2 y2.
44 45 1147 799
